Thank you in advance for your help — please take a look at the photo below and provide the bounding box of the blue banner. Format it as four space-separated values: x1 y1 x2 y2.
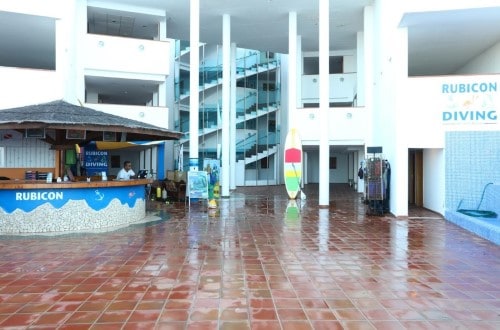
84 149 109 176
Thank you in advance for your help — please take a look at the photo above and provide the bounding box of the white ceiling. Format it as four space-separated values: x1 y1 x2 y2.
1 1 500 79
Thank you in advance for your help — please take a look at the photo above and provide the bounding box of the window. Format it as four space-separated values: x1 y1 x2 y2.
66 129 86 140
25 129 45 138
260 158 268 169
303 56 344 74
330 157 337 169
111 155 121 168
263 83 275 91
103 131 116 142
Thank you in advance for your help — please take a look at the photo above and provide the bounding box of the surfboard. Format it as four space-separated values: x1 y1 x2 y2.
285 200 300 225
284 128 302 199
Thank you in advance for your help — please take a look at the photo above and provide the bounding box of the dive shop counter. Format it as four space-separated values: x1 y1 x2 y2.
0 179 152 235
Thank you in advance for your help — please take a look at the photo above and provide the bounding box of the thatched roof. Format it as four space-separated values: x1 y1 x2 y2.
0 100 183 147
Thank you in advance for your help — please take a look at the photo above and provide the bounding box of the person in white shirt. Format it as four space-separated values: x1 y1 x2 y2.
116 161 135 180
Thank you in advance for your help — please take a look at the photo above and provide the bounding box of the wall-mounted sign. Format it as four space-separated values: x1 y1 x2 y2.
84 149 109 176
441 81 498 125
25 128 45 138
103 131 116 142
66 129 86 139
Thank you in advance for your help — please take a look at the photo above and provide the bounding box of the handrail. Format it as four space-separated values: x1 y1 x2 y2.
236 133 256 149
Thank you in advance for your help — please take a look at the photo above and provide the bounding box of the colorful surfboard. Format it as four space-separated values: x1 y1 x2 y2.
284 128 302 199
285 200 300 225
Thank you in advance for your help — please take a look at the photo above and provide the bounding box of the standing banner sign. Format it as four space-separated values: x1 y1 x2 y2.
203 158 221 199
187 171 208 208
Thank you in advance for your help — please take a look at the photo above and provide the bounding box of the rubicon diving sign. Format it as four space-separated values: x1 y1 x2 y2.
442 82 498 124
16 191 64 201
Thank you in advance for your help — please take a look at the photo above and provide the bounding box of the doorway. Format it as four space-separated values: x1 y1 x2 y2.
408 149 423 206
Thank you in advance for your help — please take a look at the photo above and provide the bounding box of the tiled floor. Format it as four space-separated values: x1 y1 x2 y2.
0 184 499 329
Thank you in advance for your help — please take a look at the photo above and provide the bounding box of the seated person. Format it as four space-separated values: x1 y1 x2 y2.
116 161 136 180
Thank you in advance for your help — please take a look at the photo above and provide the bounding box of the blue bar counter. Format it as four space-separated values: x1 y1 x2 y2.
0 179 152 235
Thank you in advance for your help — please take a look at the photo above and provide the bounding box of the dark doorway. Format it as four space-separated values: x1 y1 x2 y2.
408 149 423 206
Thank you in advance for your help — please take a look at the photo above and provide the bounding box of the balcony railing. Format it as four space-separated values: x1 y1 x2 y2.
302 73 357 105
85 34 170 75
88 103 171 130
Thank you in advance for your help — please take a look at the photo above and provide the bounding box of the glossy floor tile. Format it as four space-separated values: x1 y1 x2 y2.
0 184 499 329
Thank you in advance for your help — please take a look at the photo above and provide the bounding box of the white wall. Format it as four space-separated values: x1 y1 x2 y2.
304 150 349 184
0 0 63 18
0 68 62 109
456 42 500 75
330 153 349 183
343 53 357 73
423 148 445 215
0 130 55 168
405 0 500 12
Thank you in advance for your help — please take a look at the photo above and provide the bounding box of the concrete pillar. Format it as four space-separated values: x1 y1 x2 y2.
221 14 231 197
189 0 200 170
288 12 297 129
230 43 237 190
319 0 330 206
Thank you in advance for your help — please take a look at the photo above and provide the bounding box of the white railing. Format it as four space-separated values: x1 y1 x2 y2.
85 34 170 75
87 103 171 130
295 106 367 145
302 73 357 104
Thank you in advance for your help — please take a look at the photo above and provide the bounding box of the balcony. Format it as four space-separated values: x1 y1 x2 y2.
296 106 367 146
84 34 170 76
87 103 171 130
302 73 357 106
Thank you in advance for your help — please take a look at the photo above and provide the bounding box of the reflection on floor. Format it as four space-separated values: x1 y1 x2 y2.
0 184 498 329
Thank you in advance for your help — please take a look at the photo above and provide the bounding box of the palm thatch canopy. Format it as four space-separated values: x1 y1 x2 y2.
0 100 183 148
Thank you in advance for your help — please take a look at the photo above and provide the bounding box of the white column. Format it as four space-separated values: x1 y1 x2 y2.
288 12 297 129
363 6 374 143
296 35 302 108
189 0 200 170
57 0 83 103
158 82 166 107
319 0 330 206
159 19 167 41
221 14 231 197
230 43 237 190
393 26 409 216
356 31 365 107
152 91 159 106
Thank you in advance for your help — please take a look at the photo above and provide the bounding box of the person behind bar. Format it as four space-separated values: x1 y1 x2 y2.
116 160 136 180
